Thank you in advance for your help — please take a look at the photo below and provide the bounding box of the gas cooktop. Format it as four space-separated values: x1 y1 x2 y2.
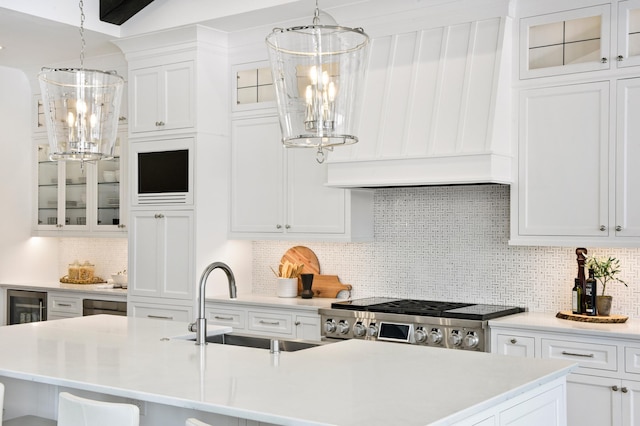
330 297 523 321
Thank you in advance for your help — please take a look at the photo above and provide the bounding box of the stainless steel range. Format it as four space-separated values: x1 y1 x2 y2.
319 298 523 352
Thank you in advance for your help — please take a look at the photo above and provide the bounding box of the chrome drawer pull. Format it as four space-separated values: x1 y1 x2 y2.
259 320 280 326
57 303 72 307
214 315 234 321
147 315 173 320
561 351 594 358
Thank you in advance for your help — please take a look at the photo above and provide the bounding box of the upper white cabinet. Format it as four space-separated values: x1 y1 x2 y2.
325 15 513 187
34 132 127 237
231 62 276 112
229 115 373 241
519 0 640 79
129 61 194 134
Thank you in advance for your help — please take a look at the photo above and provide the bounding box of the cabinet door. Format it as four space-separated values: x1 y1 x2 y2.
520 5 611 79
130 67 161 133
518 82 609 237
36 143 60 229
287 148 345 234
567 374 620 426
494 333 535 358
162 61 195 131
295 314 321 341
129 210 194 300
618 0 640 68
622 379 640 426
616 78 640 237
230 116 283 233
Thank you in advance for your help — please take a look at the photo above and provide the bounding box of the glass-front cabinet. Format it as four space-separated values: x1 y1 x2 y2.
520 1 640 78
35 132 126 236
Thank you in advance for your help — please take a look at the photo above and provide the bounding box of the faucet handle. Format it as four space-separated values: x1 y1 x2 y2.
188 322 197 332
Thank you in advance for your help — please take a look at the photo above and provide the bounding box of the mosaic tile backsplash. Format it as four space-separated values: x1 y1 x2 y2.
253 185 640 317
58 238 128 281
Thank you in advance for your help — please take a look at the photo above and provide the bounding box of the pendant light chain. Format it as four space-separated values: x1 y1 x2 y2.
78 0 86 69
313 0 320 25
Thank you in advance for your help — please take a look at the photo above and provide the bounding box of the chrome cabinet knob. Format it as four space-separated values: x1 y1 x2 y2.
276 224 282 229
294 321 301 326
600 225 606 231
618 55 624 61
155 121 165 126
601 57 608 63
285 224 291 229
622 387 628 393
616 225 622 232
612 385 619 391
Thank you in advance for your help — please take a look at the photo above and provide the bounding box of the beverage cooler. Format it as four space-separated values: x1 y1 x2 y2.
7 289 47 324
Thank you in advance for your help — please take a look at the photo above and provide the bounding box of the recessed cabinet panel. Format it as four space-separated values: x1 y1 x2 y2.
518 82 609 237
616 78 640 237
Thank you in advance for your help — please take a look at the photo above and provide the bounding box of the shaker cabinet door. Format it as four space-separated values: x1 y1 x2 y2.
518 82 609 237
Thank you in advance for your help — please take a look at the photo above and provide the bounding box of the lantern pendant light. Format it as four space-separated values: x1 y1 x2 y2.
266 0 369 163
38 0 124 162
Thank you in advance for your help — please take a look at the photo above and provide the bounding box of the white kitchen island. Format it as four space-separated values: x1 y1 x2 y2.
0 315 575 425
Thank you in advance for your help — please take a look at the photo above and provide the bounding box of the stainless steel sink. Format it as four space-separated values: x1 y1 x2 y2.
194 333 322 352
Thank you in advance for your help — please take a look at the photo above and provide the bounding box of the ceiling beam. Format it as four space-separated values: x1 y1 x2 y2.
100 0 155 25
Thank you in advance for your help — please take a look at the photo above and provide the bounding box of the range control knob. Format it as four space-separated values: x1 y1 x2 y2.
353 322 367 337
464 331 480 349
449 330 463 347
429 328 443 344
324 320 337 334
414 327 428 343
338 320 350 335
368 323 379 337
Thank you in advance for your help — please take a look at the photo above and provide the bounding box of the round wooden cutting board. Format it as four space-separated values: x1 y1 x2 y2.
556 311 628 323
280 246 320 275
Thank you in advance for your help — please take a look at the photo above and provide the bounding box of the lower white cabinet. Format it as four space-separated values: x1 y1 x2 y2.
48 292 83 320
491 318 640 426
206 302 321 341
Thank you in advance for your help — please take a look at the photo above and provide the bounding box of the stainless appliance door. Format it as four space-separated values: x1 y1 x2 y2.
82 299 127 316
7 289 47 325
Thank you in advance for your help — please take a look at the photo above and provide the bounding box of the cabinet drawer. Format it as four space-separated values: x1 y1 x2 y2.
541 338 617 372
494 333 535 358
248 310 292 336
206 308 246 331
624 347 640 375
49 294 82 315
131 304 192 322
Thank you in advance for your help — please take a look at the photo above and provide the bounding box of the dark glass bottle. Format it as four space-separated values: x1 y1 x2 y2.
572 278 583 315
585 269 598 316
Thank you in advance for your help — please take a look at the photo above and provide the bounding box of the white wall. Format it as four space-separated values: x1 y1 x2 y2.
252 185 640 317
0 66 59 282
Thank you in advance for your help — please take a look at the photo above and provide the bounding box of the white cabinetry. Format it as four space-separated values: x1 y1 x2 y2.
128 210 194 320
129 60 194 134
206 302 321 341
48 292 83 320
229 115 373 241
512 77 640 246
34 131 127 237
491 319 640 425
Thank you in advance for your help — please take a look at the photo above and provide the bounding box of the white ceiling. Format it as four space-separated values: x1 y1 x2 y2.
0 0 457 70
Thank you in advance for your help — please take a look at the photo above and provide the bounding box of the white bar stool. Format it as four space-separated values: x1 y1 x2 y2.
57 392 139 426
185 419 212 426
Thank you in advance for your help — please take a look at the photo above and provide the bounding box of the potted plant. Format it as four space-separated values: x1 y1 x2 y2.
585 256 628 316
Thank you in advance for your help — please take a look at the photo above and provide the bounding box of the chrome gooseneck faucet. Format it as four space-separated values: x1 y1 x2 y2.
189 262 237 345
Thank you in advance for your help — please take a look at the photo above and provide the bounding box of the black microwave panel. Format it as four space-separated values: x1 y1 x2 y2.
138 149 189 194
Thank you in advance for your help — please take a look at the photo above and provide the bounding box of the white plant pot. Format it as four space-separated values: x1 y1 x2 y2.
277 278 298 298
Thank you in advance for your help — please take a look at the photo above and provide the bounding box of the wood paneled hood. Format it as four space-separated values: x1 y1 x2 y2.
325 8 513 188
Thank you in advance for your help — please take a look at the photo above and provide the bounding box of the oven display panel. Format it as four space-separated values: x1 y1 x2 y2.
377 322 413 343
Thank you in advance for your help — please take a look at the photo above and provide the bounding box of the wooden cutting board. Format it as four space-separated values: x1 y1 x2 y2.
280 246 320 275
297 274 352 298
556 311 628 323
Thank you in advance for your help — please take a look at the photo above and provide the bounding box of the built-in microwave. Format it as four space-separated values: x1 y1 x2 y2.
131 137 194 206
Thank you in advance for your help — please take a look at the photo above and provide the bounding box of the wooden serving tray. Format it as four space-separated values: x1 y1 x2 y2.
556 310 628 323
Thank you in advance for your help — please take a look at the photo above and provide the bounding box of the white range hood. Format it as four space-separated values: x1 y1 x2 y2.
325 5 513 188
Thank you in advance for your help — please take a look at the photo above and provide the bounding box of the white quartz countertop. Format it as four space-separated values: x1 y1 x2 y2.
0 315 575 425
0 281 127 296
207 293 340 311
489 311 640 340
